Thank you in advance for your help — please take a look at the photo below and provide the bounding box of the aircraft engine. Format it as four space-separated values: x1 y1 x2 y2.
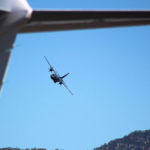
50 68 53 72
59 82 63 85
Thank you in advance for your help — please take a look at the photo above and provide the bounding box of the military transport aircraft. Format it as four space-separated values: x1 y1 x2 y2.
44 56 73 95
0 0 150 93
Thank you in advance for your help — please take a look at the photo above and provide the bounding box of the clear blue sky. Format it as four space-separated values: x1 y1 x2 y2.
0 0 150 150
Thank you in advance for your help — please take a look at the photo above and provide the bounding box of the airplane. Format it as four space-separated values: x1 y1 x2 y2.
0 0 150 93
44 56 73 95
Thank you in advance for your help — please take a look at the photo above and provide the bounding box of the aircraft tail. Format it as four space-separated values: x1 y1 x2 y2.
61 73 70 79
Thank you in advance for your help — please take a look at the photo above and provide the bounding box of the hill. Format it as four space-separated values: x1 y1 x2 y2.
94 130 150 150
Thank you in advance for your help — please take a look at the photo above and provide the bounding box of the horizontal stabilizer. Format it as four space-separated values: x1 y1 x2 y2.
20 10 150 33
61 73 69 79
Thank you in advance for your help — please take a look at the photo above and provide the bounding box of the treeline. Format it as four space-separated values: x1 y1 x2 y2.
94 129 150 150
0 148 46 150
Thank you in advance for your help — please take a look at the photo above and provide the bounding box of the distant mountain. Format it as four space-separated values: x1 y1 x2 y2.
94 130 150 150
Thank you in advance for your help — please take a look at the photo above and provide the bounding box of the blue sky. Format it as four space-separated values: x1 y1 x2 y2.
0 0 150 150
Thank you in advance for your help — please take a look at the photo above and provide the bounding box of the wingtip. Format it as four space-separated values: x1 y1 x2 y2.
70 91 74 96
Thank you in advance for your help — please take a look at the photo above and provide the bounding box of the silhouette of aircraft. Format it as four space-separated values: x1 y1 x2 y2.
44 56 73 95
0 0 150 93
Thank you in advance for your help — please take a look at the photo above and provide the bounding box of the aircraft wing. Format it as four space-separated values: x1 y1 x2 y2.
62 81 73 95
0 23 18 92
20 10 150 33
0 32 17 92
44 56 60 76
44 56 53 70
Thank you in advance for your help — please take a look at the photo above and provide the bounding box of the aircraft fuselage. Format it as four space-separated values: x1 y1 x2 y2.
50 74 62 84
